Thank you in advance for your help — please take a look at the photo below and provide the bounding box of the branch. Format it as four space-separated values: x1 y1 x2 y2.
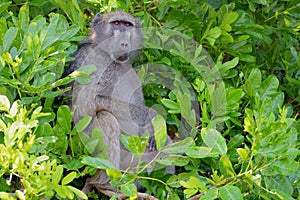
98 188 159 200
188 193 204 200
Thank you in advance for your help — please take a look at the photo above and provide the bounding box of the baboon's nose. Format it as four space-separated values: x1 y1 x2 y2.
121 42 128 47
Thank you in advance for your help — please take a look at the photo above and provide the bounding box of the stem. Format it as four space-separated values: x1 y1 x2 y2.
148 13 163 28
138 176 168 187
137 151 162 174
264 6 296 22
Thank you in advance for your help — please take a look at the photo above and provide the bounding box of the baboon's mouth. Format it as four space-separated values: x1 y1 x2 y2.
116 53 129 62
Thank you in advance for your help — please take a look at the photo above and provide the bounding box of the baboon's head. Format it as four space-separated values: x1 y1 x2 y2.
90 11 143 63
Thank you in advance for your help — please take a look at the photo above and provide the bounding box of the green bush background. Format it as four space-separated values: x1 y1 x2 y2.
0 0 299 199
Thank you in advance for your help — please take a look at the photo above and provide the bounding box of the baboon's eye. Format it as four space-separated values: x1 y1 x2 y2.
111 20 133 30
113 21 120 25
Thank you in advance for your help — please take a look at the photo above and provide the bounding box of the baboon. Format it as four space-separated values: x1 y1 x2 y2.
66 11 165 194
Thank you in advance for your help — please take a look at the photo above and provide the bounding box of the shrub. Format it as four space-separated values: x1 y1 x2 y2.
0 0 299 199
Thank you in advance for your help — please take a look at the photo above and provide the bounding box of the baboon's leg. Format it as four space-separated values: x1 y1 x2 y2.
82 111 120 194
94 95 157 136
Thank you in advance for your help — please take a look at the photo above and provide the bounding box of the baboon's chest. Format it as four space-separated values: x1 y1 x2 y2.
95 63 144 104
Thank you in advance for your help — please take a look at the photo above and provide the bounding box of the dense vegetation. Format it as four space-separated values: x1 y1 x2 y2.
0 0 299 199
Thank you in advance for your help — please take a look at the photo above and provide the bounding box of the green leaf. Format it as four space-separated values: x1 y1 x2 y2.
221 12 239 31
19 3 29 32
122 173 136 184
264 176 293 195
59 25 80 41
221 30 234 43
120 134 130 151
15 190 25 200
219 185 243 200
167 172 199 188
180 177 195 188
256 0 267 5
3 27 18 52
70 65 96 84
39 13 61 50
0 95 10 111
286 75 300 86
161 98 180 110
66 186 88 200
121 183 137 198
57 105 71 132
220 57 239 72
167 176 182 188
210 82 227 118
128 135 145 157
183 188 198 198
245 68 261 97
272 159 298 176
65 187 76 199
77 64 97 74
62 172 77 185
271 189 294 200
167 192 180 200
201 129 227 155
152 114 167 151
190 177 207 191
107 169 122 179
219 155 236 177
90 128 108 158
0 2 12 15
156 155 189 166
157 6 169 20
0 119 7 131
32 155 49 164
54 0 85 31
193 78 205 93
206 27 221 45
160 57 171 65
162 137 195 154
72 72 90 84
227 135 244 150
78 132 93 151
0 192 15 200
186 146 212 158
208 27 221 39
54 185 67 198
200 188 218 200
239 54 256 62
31 106 50 119
236 148 249 160
258 75 279 101
51 77 74 88
52 165 63 185
44 89 69 99
177 92 196 128
81 157 115 170
73 116 92 132
226 88 244 110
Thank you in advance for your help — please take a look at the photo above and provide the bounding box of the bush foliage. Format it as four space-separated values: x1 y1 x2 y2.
0 0 299 199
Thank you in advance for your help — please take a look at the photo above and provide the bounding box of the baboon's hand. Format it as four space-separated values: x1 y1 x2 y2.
146 136 156 152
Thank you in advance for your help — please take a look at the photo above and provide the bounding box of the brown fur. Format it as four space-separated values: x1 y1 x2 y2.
67 11 166 194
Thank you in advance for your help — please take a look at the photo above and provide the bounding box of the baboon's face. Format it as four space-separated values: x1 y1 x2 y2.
91 12 143 63
109 20 134 62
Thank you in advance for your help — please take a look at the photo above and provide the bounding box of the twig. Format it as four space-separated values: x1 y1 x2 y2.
188 193 204 200
98 188 159 200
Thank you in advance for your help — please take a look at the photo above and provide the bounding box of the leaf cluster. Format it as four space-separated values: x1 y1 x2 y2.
0 95 87 200
0 0 299 200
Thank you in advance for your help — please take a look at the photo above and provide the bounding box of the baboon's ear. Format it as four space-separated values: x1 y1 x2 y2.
92 13 103 28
